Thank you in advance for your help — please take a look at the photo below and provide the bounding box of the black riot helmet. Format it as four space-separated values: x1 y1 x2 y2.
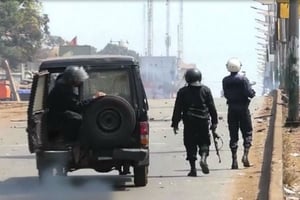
63 65 89 86
184 68 202 86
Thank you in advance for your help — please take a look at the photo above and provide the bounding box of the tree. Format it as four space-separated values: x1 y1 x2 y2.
0 0 49 67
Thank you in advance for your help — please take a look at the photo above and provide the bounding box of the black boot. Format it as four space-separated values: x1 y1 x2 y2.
187 160 197 177
200 152 209 174
231 149 238 170
242 148 250 167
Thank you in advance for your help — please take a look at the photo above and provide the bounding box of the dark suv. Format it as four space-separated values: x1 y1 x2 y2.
26 55 149 186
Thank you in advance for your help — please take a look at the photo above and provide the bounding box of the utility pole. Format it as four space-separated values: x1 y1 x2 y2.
273 4 280 89
267 3 276 91
147 0 153 56
143 2 147 56
165 0 171 56
287 0 299 123
276 1 289 91
279 18 288 92
278 16 288 90
177 0 183 61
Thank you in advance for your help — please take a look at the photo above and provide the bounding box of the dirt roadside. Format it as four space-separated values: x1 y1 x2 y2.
0 102 27 127
230 90 300 200
230 94 273 200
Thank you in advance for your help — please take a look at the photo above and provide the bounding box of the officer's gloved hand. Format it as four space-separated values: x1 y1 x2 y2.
173 127 179 135
93 91 106 99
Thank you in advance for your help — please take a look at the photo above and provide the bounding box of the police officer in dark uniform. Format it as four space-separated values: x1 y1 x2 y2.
222 58 256 169
47 65 96 143
171 68 218 177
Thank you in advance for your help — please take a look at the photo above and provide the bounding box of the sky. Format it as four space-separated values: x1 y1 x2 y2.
40 0 266 96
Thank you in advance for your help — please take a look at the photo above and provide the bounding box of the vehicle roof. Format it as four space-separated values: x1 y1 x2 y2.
39 55 138 70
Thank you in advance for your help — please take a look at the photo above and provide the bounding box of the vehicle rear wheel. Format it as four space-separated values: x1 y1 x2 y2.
38 167 51 183
36 152 69 183
133 166 148 187
81 95 136 149
38 165 67 183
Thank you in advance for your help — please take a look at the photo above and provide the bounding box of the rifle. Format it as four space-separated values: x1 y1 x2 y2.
212 130 222 163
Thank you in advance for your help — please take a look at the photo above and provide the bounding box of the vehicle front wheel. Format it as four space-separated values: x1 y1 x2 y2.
133 166 148 187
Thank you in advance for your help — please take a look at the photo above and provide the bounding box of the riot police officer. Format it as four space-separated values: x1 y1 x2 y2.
171 68 218 177
47 65 98 143
222 58 256 169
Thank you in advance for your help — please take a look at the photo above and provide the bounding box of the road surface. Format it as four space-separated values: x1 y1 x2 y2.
0 97 264 200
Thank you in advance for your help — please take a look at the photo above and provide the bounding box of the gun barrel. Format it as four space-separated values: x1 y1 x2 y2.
212 130 222 163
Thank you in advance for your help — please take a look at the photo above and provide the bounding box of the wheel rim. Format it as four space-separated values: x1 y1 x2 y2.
96 108 121 133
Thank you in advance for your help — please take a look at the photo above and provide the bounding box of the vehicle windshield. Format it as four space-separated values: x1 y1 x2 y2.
83 69 131 102
47 68 131 103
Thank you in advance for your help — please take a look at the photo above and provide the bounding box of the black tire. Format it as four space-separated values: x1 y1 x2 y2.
36 152 68 183
55 167 67 176
134 166 148 187
38 166 54 183
81 95 136 149
27 133 34 153
38 166 67 183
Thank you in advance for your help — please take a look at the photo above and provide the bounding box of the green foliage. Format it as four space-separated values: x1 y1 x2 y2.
0 0 49 66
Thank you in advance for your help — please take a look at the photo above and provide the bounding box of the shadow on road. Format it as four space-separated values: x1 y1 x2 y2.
0 175 134 200
174 168 231 173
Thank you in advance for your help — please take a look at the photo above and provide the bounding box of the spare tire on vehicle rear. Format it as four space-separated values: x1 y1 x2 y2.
81 95 136 149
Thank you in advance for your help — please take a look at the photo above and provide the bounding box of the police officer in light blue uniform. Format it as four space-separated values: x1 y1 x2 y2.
222 58 256 169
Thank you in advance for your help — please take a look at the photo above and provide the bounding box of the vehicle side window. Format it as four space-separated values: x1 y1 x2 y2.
32 75 48 112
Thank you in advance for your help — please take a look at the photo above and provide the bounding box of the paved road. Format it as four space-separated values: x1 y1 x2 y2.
0 97 264 200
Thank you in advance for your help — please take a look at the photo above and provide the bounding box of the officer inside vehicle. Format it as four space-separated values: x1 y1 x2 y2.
47 65 103 143
222 58 256 169
171 68 218 177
